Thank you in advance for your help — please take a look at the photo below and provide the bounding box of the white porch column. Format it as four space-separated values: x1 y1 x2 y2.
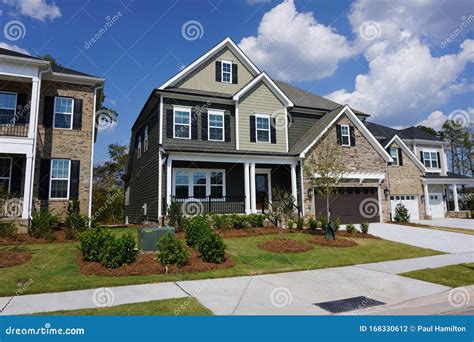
244 162 250 214
250 162 256 213
290 163 297 206
157 151 162 218
452 184 459 212
27 78 39 139
166 157 172 209
21 155 33 219
423 183 430 217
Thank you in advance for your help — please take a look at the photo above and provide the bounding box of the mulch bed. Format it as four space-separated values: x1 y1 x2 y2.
217 227 288 238
309 235 358 248
257 238 313 253
0 249 32 268
78 249 234 276
0 230 75 245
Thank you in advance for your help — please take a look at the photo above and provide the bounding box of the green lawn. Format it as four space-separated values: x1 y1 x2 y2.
401 263 474 288
0 232 443 296
34 298 212 316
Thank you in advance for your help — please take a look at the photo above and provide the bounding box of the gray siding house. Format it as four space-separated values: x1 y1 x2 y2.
125 38 473 224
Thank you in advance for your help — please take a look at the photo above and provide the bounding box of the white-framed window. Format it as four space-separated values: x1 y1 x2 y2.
143 126 149 152
390 147 399 166
125 187 130 206
0 157 12 192
137 136 142 159
208 110 224 141
50 159 70 199
53 97 74 129
423 151 439 168
341 125 350 146
173 106 191 139
221 60 232 83
0 92 17 124
256 114 270 143
173 169 226 199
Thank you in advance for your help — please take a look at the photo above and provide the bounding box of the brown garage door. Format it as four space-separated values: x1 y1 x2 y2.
314 187 379 224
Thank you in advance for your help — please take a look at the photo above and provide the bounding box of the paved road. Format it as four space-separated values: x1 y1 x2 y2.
368 223 474 253
414 218 474 230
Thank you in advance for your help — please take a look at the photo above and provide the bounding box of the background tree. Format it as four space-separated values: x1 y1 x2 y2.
416 125 439 138
304 137 347 224
441 120 473 176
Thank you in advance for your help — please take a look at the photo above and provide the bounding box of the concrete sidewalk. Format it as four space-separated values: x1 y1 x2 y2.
1 252 471 316
414 218 474 230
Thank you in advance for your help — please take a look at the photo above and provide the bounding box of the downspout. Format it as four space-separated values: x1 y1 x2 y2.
88 84 104 220
28 64 51 220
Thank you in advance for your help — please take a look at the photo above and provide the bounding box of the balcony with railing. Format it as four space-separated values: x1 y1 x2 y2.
0 114 29 137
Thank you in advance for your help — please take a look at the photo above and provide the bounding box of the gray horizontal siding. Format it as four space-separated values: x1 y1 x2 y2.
288 111 321 148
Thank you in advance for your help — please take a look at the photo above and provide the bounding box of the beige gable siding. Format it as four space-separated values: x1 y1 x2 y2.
175 47 254 95
238 81 286 152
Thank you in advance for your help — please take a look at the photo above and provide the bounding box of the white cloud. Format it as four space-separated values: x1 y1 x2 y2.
3 0 61 21
239 0 352 81
416 111 448 131
416 107 474 131
0 42 30 54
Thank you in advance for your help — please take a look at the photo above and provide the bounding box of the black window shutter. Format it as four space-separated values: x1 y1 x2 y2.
10 158 23 195
270 118 277 144
232 64 238 84
224 114 231 142
191 111 198 140
420 151 424 163
215 61 222 82
39 159 50 200
73 98 83 130
336 124 342 145
250 116 256 142
69 160 80 199
436 152 441 167
202 112 208 141
166 109 173 138
16 93 29 124
398 148 403 166
43 96 55 127
350 126 356 146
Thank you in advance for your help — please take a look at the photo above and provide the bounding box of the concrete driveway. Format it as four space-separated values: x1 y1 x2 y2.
368 223 474 253
414 218 474 230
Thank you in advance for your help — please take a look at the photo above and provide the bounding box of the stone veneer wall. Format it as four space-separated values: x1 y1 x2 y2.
302 115 390 222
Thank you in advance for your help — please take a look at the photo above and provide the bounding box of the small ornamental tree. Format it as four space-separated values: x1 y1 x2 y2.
394 203 410 222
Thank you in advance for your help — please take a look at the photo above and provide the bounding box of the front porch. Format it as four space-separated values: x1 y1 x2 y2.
0 154 29 219
164 153 299 216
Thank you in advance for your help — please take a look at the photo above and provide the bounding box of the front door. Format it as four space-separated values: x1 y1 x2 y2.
256 173 269 210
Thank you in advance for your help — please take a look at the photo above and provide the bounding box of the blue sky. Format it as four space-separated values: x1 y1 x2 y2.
1 0 473 165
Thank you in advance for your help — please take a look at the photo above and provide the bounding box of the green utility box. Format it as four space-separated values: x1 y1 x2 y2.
137 226 175 252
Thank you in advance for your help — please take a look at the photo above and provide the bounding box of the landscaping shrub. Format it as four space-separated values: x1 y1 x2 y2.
334 218 341 231
198 233 226 264
30 210 59 240
360 222 369 234
247 214 266 228
296 217 305 229
65 199 88 239
229 214 249 229
346 222 356 233
156 233 189 267
319 214 328 230
287 219 295 229
394 203 410 222
210 214 231 230
79 226 114 262
308 217 317 230
0 220 16 239
184 216 212 248
100 233 138 268
168 202 183 231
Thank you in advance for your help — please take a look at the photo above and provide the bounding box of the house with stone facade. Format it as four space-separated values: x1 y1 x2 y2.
0 48 104 231
125 37 473 224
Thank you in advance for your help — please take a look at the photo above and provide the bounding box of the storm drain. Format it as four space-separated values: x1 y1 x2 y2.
314 296 385 313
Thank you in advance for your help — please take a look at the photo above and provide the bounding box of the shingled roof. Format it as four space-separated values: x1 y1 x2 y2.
366 122 440 145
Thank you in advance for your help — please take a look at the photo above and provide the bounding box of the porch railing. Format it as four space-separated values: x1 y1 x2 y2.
172 196 246 215
0 114 28 137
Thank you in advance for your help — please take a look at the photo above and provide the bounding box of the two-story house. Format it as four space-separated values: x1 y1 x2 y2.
0 48 104 231
125 38 473 224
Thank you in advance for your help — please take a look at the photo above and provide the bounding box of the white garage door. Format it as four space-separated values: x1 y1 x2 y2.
391 195 420 221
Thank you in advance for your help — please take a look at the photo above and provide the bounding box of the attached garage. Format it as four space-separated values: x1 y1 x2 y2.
314 187 380 224
390 195 420 221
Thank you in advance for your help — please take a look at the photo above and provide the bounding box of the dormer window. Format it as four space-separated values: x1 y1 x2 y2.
221 60 232 83
390 147 399 166
341 125 350 146
422 151 439 168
